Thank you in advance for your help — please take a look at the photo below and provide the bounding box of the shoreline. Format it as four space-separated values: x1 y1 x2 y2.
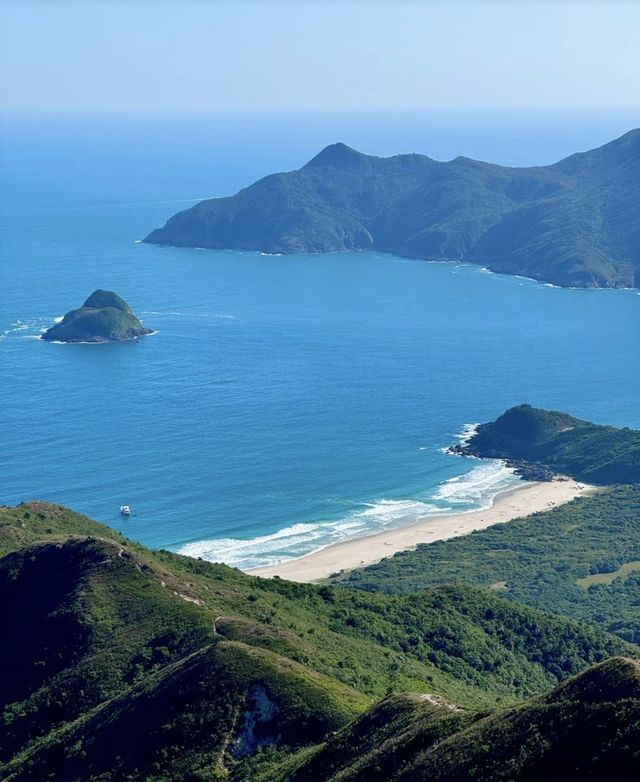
247 479 596 583
142 241 639 292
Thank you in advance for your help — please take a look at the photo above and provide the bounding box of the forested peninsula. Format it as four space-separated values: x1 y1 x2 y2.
145 130 640 289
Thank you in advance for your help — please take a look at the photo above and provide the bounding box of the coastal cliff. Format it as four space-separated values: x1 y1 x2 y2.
144 130 640 289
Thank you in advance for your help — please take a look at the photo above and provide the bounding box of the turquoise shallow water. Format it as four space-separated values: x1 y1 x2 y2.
2 114 640 569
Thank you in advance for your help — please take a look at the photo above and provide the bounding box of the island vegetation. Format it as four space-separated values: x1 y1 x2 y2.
42 290 152 343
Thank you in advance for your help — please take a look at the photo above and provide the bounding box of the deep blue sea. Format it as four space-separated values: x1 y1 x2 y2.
2 111 639 569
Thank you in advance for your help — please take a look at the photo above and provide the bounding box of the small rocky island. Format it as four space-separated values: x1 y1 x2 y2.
42 290 152 343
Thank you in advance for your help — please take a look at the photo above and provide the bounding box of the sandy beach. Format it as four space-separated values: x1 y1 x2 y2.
248 479 596 583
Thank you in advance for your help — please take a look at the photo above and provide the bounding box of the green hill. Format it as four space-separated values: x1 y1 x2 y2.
260 657 640 782
144 130 640 289
0 501 632 781
453 404 640 483
42 290 152 343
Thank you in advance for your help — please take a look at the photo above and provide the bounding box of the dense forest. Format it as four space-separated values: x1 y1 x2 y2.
145 130 640 289
333 485 640 643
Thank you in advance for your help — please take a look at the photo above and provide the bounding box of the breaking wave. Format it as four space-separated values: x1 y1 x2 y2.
432 461 519 506
1 316 59 340
179 460 522 570
179 497 440 570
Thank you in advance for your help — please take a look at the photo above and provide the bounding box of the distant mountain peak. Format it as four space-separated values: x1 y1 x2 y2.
606 127 640 148
304 142 367 168
145 129 640 289
554 127 640 173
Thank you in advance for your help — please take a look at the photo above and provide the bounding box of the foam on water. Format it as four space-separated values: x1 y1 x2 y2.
455 422 479 446
180 496 442 569
139 310 186 316
140 310 236 319
432 461 520 506
1 317 57 340
179 459 522 570
438 422 480 455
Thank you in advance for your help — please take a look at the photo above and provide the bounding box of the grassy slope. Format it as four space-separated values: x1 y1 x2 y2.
260 657 640 782
333 485 640 643
0 501 633 781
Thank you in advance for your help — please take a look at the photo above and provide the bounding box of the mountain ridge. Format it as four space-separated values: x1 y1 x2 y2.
144 130 640 288
1 500 634 780
260 657 640 782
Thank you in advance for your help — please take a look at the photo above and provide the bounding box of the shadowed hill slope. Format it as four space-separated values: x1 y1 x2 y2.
0 501 634 780
264 657 640 782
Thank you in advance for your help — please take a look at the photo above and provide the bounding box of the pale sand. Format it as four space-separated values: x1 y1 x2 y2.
248 479 597 583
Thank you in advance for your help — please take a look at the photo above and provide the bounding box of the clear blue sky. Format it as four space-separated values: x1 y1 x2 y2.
1 1 638 113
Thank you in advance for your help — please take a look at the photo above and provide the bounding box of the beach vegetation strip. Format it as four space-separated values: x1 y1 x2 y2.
332 485 640 644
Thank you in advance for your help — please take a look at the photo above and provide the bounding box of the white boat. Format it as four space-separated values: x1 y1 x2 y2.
120 505 132 516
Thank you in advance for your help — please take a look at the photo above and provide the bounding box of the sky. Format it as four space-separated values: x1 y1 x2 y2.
0 1 639 114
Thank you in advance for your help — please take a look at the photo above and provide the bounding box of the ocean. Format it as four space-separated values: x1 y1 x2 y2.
2 111 639 569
